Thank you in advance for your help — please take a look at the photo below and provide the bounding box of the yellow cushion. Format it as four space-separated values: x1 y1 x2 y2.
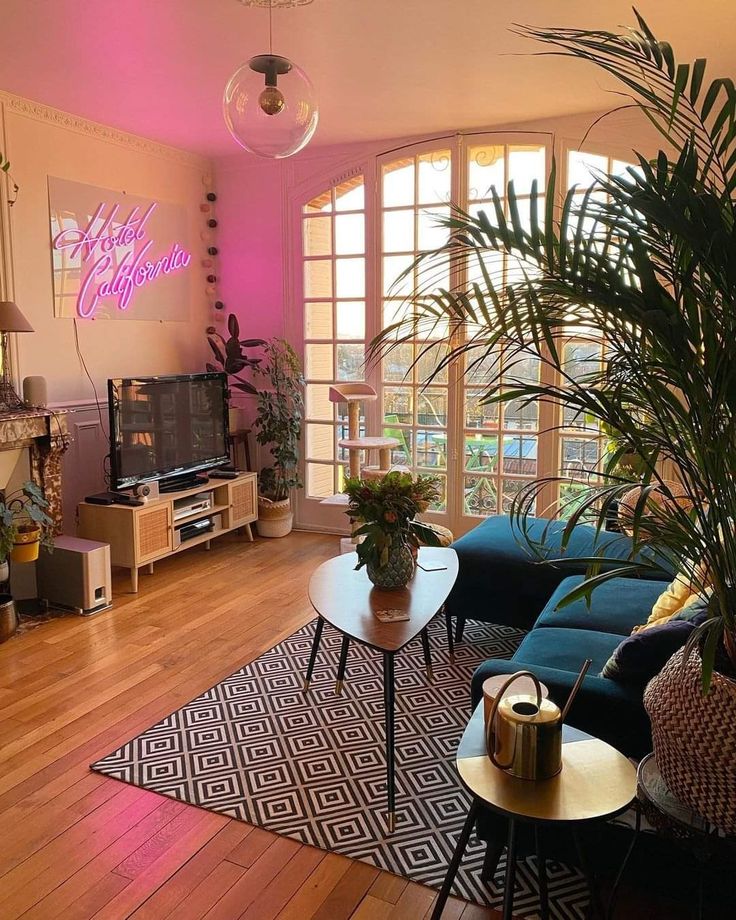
633 565 707 633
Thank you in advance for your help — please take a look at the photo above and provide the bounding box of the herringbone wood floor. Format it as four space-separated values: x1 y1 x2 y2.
0 530 688 919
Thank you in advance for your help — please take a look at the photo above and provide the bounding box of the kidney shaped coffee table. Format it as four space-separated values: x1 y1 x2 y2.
305 546 458 832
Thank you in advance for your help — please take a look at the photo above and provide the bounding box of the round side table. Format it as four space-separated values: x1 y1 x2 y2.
626 753 736 920
431 703 637 920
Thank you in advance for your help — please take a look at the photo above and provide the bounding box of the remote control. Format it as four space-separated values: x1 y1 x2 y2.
209 470 239 480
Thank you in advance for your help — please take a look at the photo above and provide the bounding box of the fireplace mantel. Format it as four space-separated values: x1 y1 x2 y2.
0 409 70 532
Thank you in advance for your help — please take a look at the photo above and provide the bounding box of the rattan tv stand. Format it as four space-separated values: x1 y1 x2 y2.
78 472 257 593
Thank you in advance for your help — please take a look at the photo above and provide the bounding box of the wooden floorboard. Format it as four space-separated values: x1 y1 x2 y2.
0 530 689 919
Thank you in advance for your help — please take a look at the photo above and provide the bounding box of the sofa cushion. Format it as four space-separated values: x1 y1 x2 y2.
513 625 624 676
446 515 673 631
535 575 670 637
471 657 650 759
601 614 706 686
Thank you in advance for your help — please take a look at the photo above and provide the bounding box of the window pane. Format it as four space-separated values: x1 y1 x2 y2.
383 255 414 297
384 387 413 425
335 213 365 254
417 150 451 204
383 299 411 329
561 437 601 476
417 389 448 427
303 191 332 214
307 423 334 461
304 344 333 381
306 462 334 498
508 145 545 195
305 384 332 421
465 434 498 472
302 216 331 256
383 343 414 382
304 301 332 340
468 144 505 200
336 344 364 380
465 390 498 429
563 341 602 382
416 343 449 385
464 476 497 516
502 396 538 430
568 151 607 189
383 159 415 207
336 301 365 340
502 434 537 475
428 474 447 512
335 178 364 211
502 479 532 513
335 257 365 298
416 429 447 469
383 426 413 466
417 207 450 251
383 208 415 253
304 260 332 298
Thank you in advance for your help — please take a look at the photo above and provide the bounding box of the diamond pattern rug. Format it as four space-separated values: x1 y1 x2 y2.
92 617 590 918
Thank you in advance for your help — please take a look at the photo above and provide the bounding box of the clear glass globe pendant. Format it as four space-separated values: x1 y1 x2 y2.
223 51 318 158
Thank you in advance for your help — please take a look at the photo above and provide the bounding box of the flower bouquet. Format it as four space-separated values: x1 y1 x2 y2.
344 471 442 588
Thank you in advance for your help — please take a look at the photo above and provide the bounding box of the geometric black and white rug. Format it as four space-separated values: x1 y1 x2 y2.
92 617 591 919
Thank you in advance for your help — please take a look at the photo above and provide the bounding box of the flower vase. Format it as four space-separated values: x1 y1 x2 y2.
366 543 414 590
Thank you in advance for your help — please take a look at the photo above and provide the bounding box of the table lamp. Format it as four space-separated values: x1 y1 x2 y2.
0 301 34 413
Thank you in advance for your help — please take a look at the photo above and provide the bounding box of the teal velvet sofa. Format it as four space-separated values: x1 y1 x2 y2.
447 515 674 758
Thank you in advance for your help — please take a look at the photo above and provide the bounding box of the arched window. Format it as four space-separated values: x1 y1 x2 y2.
296 135 632 535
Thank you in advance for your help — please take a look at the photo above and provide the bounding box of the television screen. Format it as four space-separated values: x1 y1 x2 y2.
108 373 229 490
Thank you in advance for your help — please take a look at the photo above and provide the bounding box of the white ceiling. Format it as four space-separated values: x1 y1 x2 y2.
0 0 733 158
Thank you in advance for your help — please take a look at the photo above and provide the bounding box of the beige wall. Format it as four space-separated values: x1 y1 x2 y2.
0 92 213 402
0 92 214 537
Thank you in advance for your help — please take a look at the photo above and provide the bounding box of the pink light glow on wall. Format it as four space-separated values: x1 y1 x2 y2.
52 200 192 319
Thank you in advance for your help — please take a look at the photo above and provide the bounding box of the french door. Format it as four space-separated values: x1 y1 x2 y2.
296 133 616 536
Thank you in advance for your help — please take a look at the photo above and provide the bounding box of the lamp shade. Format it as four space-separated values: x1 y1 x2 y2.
0 302 33 333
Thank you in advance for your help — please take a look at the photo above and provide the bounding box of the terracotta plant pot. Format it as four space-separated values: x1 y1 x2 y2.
256 496 293 538
644 646 736 834
11 525 41 563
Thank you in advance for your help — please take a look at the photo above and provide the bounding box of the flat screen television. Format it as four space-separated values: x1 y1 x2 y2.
108 373 230 491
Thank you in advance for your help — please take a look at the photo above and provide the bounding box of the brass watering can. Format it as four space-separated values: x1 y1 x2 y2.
485 661 591 781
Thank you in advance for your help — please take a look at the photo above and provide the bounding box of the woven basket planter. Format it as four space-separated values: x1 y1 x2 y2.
256 496 293 538
644 646 736 834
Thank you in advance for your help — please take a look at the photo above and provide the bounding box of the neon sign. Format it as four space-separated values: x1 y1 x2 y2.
52 200 192 319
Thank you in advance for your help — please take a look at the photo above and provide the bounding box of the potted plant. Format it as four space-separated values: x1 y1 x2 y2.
5 481 53 563
369 15 736 831
344 472 441 588
206 313 264 430
253 338 304 538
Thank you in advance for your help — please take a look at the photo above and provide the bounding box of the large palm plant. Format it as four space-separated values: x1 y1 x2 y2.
369 13 736 689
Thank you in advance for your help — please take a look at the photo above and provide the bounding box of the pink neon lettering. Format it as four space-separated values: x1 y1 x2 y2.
52 200 191 318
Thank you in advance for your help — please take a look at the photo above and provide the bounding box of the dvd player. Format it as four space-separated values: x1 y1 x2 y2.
173 493 212 521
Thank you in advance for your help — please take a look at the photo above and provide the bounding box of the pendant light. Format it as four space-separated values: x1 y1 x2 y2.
223 0 319 159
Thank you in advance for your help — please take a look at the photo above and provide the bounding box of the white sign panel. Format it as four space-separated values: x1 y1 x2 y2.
49 177 193 321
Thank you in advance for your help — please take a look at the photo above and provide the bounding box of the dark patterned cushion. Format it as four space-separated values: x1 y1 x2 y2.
601 612 706 686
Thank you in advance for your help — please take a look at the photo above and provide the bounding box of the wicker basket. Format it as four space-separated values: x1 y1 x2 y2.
256 496 293 538
644 646 736 835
